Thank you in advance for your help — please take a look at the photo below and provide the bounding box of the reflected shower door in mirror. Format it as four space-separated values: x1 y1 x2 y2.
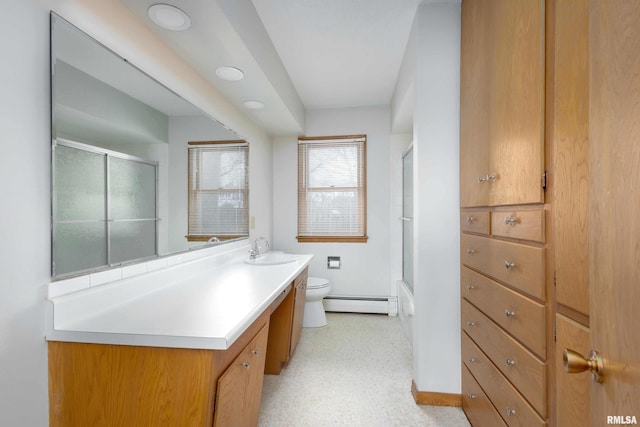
54 141 158 276
50 13 249 279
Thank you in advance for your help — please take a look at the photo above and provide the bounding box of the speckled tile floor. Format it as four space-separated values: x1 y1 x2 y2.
259 312 471 427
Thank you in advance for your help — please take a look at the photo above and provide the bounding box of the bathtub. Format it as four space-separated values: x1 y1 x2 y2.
397 280 414 347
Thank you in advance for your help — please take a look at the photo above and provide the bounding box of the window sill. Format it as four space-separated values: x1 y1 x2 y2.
186 235 247 242
296 236 368 243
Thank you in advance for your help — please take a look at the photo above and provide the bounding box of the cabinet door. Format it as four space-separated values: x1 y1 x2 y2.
488 0 545 206
264 285 294 374
460 0 492 207
290 274 307 357
460 0 545 207
214 325 269 427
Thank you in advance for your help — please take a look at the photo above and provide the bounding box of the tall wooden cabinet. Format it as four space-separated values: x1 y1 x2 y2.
460 0 549 425
462 1 640 425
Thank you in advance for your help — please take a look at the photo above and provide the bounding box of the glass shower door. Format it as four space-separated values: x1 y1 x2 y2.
402 147 414 290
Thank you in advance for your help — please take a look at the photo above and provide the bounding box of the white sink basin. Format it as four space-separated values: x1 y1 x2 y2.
243 253 297 266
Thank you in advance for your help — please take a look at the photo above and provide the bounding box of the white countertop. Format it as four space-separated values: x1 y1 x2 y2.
46 249 312 350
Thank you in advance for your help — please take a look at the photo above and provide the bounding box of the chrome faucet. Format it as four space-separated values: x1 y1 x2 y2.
249 237 269 259
207 236 221 245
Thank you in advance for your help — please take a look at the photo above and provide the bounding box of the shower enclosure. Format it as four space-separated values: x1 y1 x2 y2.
398 145 414 343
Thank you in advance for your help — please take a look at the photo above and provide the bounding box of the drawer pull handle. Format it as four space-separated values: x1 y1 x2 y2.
467 393 477 399
252 349 260 356
466 321 477 327
467 284 475 291
506 407 517 417
477 174 496 183
504 261 516 269
505 358 517 367
467 249 476 255
242 362 250 369
467 357 477 364
466 216 475 223
504 309 516 318
504 216 518 225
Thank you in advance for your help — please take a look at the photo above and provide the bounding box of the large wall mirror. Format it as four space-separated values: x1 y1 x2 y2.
51 13 249 279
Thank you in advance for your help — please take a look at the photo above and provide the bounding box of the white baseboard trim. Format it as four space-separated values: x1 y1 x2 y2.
324 296 398 315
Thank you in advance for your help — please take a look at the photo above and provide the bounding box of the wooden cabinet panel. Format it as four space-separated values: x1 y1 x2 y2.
461 211 490 235
214 324 269 427
462 301 546 416
491 209 545 243
462 332 546 427
461 234 545 301
488 0 545 207
462 364 507 427
264 284 294 374
555 314 590 427
462 267 545 358
461 0 545 208
552 0 589 317
460 0 492 207
49 342 216 427
289 270 307 357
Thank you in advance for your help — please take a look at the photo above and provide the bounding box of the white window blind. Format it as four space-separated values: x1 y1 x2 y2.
187 141 249 241
297 135 367 242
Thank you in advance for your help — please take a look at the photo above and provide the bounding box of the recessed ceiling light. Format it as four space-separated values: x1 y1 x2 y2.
148 4 191 31
243 100 265 110
215 66 245 81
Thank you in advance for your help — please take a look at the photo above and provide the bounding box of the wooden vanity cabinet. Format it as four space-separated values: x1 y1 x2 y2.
48 310 270 427
49 267 310 427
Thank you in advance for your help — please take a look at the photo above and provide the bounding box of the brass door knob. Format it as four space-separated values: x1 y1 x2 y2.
563 348 604 383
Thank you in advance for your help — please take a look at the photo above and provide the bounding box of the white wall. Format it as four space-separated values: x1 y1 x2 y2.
272 106 395 298
411 2 462 394
0 0 273 424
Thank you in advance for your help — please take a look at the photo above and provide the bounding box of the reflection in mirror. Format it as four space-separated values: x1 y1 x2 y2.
51 13 248 279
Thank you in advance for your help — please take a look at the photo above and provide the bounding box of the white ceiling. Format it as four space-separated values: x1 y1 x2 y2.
252 0 421 110
119 0 423 135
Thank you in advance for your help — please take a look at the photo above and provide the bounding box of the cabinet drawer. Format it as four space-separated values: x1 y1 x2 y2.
462 267 545 358
491 209 545 243
462 301 546 417
462 332 546 427
461 234 545 300
461 211 490 235
462 364 507 427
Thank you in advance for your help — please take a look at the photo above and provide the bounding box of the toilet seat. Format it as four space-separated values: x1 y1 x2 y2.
307 277 330 289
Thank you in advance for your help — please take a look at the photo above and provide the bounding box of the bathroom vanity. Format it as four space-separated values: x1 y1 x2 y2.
46 247 311 426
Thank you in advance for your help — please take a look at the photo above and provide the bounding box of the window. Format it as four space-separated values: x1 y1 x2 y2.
187 141 249 242
297 135 367 242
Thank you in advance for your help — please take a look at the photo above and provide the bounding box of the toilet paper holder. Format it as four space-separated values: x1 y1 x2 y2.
327 256 341 269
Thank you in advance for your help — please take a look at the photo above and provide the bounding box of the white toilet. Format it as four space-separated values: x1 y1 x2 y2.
303 277 331 327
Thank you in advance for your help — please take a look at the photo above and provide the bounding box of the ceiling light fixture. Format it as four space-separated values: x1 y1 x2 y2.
215 66 245 81
243 100 265 110
148 4 191 31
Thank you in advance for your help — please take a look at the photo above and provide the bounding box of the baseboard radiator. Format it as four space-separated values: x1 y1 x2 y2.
323 295 398 315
